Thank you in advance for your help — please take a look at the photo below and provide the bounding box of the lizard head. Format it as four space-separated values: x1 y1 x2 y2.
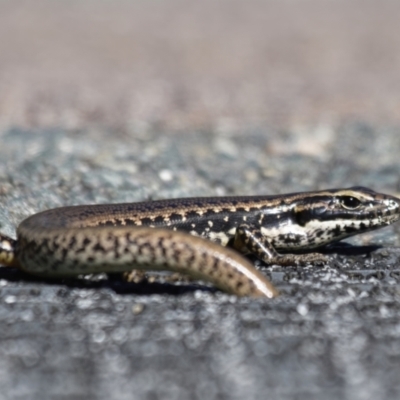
292 186 400 247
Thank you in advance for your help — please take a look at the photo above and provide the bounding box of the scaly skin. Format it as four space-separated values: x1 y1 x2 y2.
0 187 399 297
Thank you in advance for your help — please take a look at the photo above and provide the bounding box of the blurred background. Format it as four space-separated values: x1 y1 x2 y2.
1 0 399 134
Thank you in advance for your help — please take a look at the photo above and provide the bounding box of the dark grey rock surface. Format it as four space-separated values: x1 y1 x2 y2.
0 126 400 400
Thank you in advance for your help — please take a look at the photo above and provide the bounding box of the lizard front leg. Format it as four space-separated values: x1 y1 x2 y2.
232 225 327 266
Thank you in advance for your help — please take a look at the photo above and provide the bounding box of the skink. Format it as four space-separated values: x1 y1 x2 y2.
0 186 399 298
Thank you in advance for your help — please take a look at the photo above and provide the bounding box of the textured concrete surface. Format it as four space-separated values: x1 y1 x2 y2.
1 2 400 400
1 127 400 400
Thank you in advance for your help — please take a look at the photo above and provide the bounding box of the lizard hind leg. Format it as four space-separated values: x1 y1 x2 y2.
0 234 19 267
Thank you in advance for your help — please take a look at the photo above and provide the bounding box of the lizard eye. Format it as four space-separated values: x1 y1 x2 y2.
340 196 361 210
